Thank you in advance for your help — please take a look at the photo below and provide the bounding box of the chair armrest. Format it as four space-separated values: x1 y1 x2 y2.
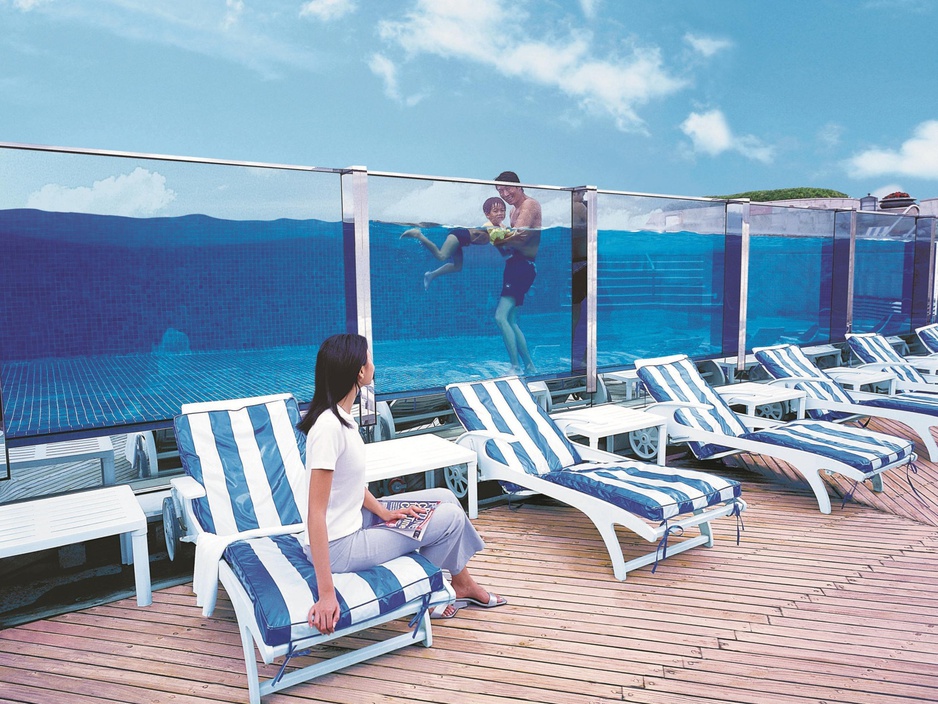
764 375 823 386
643 400 712 421
171 475 206 500
853 362 908 374
738 414 784 431
454 430 518 455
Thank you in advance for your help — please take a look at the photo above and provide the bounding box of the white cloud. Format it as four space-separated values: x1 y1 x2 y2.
378 0 686 132
579 0 600 19
299 0 356 21
846 120 938 179
223 0 243 30
13 0 48 9
368 53 423 107
817 122 843 149
26 167 176 216
681 109 774 163
369 53 399 101
871 183 906 199
11 1 318 79
683 33 732 58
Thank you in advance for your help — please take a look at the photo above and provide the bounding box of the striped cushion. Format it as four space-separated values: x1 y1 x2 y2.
174 397 308 535
636 355 750 458
446 377 582 475
918 324 938 354
847 334 930 384
862 392 938 417
745 420 913 475
225 535 448 647
755 344 855 421
541 460 741 522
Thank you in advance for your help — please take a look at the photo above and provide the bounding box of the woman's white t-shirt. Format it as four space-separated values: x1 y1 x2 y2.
306 406 366 541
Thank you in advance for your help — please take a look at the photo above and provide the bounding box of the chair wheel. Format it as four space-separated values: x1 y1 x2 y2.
443 464 468 498
162 496 182 561
629 427 659 460
756 402 784 420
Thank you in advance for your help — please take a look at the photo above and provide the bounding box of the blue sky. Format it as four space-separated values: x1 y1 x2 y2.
2 0 938 201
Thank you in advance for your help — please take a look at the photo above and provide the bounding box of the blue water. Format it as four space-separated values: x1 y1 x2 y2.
0 206 914 439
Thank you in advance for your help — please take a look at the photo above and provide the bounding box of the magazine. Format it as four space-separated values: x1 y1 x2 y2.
376 499 440 541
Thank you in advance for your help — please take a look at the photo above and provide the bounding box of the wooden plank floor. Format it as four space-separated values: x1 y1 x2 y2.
3 456 938 704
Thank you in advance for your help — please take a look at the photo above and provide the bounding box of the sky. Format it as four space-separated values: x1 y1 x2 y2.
2 0 938 203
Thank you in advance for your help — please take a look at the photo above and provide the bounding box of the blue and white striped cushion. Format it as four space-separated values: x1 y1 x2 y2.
636 356 750 458
446 377 582 475
847 334 930 384
745 420 913 475
755 344 855 421
174 396 309 535
861 392 938 417
541 460 741 522
918 324 938 354
225 535 448 647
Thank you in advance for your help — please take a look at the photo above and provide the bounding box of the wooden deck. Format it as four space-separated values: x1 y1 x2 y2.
3 440 938 704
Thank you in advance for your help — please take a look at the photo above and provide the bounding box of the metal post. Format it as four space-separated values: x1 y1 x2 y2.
340 166 376 428
846 210 857 334
577 186 598 393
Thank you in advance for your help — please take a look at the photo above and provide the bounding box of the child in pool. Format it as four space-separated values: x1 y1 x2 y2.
401 197 512 290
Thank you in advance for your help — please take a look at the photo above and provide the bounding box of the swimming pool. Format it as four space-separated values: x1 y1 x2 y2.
0 148 928 446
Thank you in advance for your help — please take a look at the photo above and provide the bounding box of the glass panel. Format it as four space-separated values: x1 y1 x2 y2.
746 205 835 349
595 194 726 368
0 147 345 444
368 175 572 392
0 389 7 481
853 212 916 336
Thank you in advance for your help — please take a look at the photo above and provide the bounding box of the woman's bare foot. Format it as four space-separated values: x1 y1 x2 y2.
400 228 421 240
424 271 434 290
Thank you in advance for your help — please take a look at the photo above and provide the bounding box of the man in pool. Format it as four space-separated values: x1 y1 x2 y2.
493 170 541 375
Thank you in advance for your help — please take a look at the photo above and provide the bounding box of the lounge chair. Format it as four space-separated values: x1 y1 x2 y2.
634 355 916 514
169 393 454 704
916 323 938 355
846 332 938 389
755 343 938 461
444 377 745 580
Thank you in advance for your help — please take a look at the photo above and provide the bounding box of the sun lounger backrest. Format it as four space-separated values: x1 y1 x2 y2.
917 324 938 354
755 344 855 420
635 355 749 439
446 377 582 474
846 333 930 384
174 396 308 535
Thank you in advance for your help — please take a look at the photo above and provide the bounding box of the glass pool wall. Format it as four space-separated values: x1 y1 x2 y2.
0 142 936 498
746 205 836 349
595 193 728 369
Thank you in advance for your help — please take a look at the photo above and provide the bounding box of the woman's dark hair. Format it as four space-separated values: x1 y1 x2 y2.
297 333 369 433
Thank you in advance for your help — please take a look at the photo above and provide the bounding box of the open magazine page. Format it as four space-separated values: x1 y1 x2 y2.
376 499 440 541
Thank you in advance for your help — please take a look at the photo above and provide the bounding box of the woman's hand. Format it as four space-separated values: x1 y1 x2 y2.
308 592 341 635
379 503 427 523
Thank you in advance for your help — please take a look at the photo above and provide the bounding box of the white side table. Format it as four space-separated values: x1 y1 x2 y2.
8 436 116 485
713 355 760 383
716 382 807 419
825 367 898 394
0 484 151 606
550 404 668 465
365 433 478 504
802 344 843 369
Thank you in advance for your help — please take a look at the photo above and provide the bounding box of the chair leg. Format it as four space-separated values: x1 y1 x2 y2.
800 464 833 514
592 520 628 580
695 511 714 547
240 625 262 704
